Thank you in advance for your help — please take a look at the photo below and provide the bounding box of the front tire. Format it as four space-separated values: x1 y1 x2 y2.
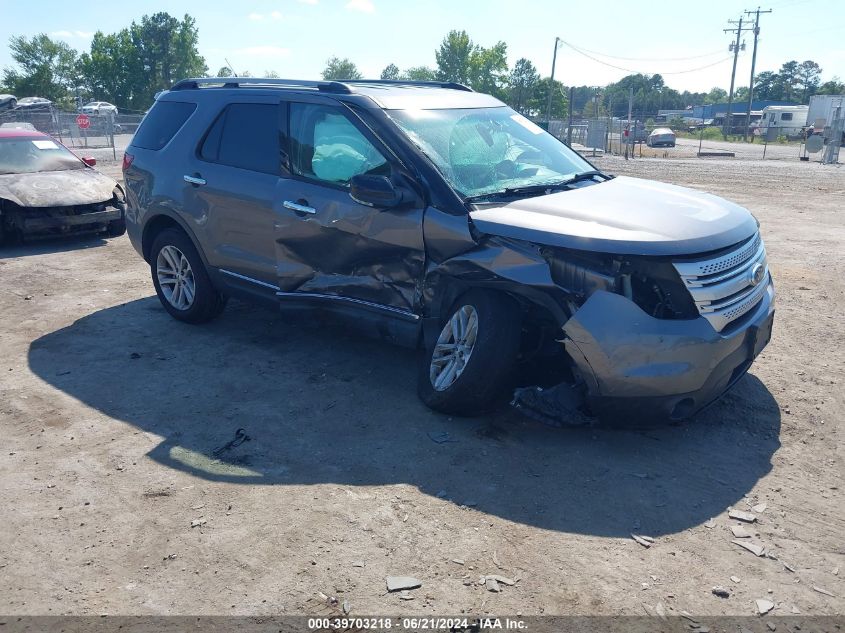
150 228 226 324
418 289 522 415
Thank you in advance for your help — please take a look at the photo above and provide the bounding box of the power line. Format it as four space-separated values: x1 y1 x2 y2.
556 43 725 62
558 39 734 75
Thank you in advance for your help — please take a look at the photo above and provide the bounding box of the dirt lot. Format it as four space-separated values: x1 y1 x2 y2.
1 156 843 618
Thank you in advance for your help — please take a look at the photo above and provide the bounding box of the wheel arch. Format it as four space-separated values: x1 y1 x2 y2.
141 212 210 269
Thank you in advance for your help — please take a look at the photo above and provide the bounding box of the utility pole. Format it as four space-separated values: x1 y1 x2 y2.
723 16 750 137
546 37 561 129
625 86 633 159
743 7 772 141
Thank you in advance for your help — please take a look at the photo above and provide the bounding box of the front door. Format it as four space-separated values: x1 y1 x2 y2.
274 99 425 315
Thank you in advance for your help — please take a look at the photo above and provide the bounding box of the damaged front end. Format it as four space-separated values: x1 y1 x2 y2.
511 236 775 424
0 187 125 242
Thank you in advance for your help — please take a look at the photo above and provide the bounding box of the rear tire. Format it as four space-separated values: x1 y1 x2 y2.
150 227 226 324
418 289 522 416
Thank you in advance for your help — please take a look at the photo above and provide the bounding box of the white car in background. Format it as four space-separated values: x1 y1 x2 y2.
647 127 676 148
81 101 118 115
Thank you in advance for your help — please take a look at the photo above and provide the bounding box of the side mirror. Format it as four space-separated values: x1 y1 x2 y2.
350 174 402 208
82 157 97 167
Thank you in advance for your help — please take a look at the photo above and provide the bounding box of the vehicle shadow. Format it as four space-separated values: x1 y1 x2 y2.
0 233 111 259
28 297 781 537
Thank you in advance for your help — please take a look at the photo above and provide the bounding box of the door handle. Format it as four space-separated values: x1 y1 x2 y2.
283 200 317 214
183 174 206 186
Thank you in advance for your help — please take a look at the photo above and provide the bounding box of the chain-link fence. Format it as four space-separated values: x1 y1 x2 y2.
547 114 843 164
0 107 144 152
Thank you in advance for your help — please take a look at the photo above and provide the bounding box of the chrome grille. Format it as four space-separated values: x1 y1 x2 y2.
673 233 769 332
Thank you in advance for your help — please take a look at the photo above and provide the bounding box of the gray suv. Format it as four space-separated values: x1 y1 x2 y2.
123 78 774 422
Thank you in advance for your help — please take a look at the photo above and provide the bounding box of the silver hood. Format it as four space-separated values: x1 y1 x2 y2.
469 176 758 256
0 168 117 208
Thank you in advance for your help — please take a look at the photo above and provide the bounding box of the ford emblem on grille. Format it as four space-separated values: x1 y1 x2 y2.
749 262 765 286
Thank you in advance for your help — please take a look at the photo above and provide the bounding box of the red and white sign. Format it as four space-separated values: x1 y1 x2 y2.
76 114 90 129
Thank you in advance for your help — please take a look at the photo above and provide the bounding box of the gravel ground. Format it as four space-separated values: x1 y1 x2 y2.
0 156 843 618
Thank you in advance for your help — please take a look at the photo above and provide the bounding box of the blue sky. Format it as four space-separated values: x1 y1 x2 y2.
0 0 842 93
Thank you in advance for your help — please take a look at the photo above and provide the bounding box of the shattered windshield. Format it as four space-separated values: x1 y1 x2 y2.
0 137 84 175
386 106 595 200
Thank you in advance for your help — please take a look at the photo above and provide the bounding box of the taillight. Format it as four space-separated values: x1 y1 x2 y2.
122 152 134 171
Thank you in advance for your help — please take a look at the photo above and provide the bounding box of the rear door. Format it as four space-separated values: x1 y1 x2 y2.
273 97 425 315
184 98 284 289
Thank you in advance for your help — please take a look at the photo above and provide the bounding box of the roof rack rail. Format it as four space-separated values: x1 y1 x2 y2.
169 77 352 94
341 79 473 92
168 77 474 94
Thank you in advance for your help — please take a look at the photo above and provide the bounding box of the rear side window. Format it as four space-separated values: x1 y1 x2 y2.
132 101 196 150
200 103 280 175
781 112 793 121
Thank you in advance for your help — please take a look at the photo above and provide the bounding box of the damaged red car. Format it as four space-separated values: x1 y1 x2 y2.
0 129 126 243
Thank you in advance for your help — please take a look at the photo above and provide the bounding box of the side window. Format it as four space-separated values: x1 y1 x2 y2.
199 103 280 174
288 103 388 186
781 112 793 121
132 101 196 150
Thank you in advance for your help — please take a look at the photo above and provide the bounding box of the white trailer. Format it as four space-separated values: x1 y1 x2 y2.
807 94 845 128
758 105 809 139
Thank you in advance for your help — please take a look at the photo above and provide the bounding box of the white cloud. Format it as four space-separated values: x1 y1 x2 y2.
50 30 93 38
236 46 290 58
247 12 264 20
345 0 374 13
270 10 282 19
297 0 318 4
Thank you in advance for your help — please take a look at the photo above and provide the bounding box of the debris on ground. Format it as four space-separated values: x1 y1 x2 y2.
766 622 777 631
399 590 414 600
712 586 730 598
351 561 364 568
812 585 835 597
631 533 654 548
731 576 741 583
782 561 796 572
752 502 768 513
731 525 752 538
486 574 516 586
485 578 500 593
190 518 207 528
426 431 457 444
451 559 465 565
733 539 766 557
385 576 421 592
728 509 757 523
510 383 590 427
212 428 251 457
704 519 717 529
756 598 775 614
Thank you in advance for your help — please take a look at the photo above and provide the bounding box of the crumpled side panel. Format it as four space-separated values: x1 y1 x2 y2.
274 189 425 311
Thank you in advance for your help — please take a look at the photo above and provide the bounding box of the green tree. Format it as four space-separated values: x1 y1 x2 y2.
216 66 234 77
797 60 822 102
2 34 80 106
508 58 539 113
321 56 362 80
468 41 508 96
526 77 567 119
435 30 473 84
777 60 800 101
402 66 437 81
380 63 400 80
129 12 206 106
704 87 728 104
753 70 781 100
816 77 845 95
78 29 143 109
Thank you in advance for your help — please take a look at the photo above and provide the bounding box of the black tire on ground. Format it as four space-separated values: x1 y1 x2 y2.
417 289 522 416
149 227 226 324
107 219 126 237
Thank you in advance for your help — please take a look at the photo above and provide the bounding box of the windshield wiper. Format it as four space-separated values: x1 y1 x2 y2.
464 170 606 203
